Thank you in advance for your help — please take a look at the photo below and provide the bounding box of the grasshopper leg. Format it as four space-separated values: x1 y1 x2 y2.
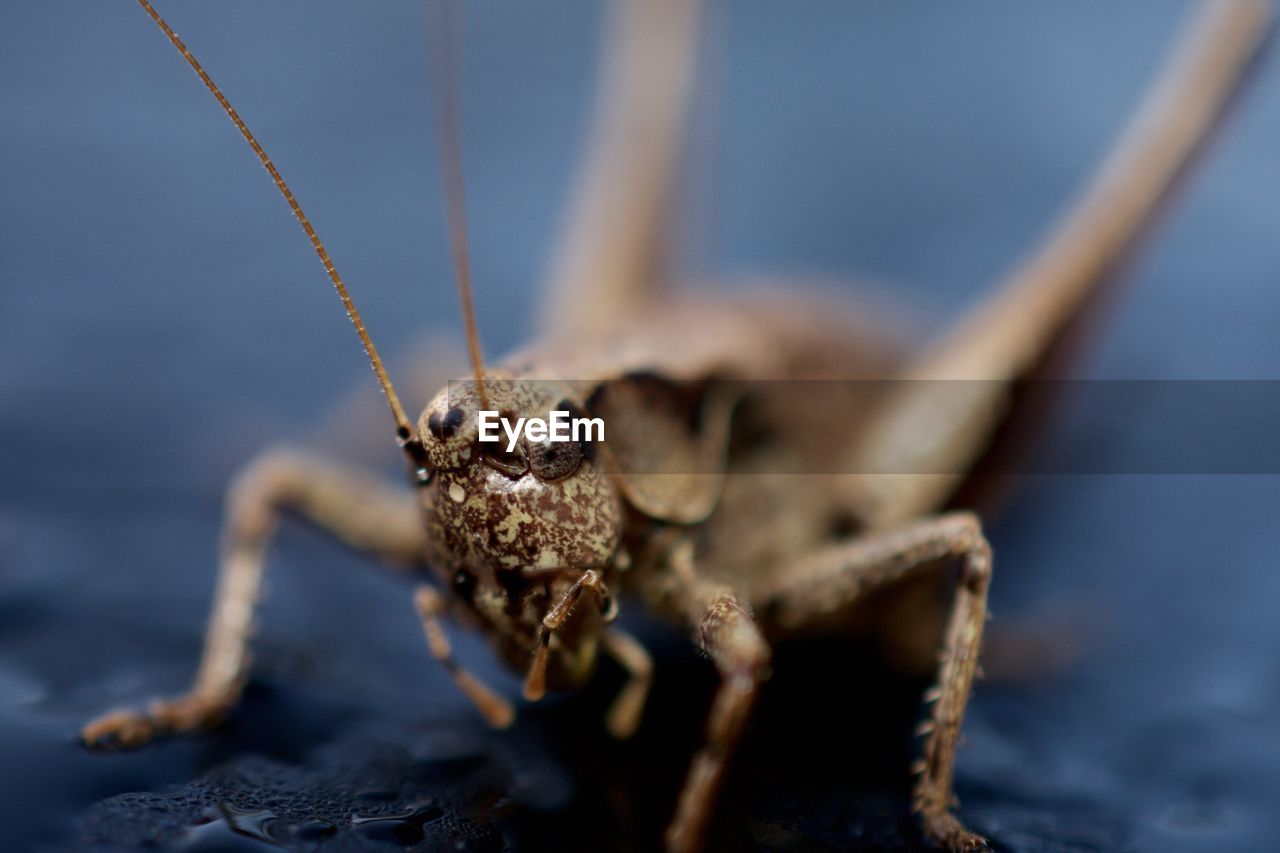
757 512 993 852
843 0 1271 528
601 627 654 740
663 546 772 853
82 448 425 749
541 0 703 338
414 586 515 729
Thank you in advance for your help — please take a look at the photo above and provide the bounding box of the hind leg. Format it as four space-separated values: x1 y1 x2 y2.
541 0 702 337
82 448 425 748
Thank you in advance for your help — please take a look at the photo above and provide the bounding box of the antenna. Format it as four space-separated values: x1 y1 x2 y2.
427 0 490 412
135 0 418 445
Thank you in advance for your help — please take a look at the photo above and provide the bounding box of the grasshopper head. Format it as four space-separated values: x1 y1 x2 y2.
414 376 623 688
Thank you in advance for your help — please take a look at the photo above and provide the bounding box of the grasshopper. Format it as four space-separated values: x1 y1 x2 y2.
82 1 1270 850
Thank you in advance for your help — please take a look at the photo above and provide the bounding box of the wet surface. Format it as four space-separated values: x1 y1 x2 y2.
4 2 1280 850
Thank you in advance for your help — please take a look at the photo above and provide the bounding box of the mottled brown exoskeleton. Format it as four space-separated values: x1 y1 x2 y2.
83 1 1271 850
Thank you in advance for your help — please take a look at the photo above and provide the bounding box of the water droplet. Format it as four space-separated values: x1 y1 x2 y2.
183 804 286 848
352 801 444 846
290 819 338 841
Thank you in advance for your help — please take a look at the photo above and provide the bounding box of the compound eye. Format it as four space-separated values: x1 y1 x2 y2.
527 437 582 482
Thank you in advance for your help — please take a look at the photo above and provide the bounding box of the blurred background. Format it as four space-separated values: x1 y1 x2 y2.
2 1 1279 849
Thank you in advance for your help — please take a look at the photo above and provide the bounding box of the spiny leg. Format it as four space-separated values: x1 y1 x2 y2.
601 628 654 740
757 513 993 852
523 569 615 702
82 449 425 748
665 548 772 853
414 586 514 729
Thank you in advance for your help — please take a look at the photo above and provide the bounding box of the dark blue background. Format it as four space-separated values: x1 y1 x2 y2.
2 2 1278 849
